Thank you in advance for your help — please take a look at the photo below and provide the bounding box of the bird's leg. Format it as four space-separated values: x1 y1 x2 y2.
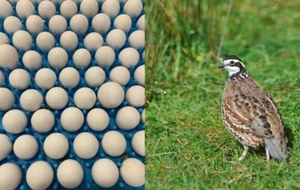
265 148 270 162
239 145 249 161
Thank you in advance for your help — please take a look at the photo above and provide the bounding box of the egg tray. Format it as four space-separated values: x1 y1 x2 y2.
0 0 145 190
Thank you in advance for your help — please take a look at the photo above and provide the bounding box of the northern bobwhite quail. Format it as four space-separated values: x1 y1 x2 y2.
219 55 288 161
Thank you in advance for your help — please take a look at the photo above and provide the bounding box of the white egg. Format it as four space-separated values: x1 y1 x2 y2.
0 0 13 18
95 46 115 68
124 0 143 17
118 47 140 68
60 0 78 18
131 130 145 156
26 161 54 190
59 67 80 88
0 163 22 190
26 15 44 34
0 32 9 45
0 87 15 111
116 106 140 130
2 109 27 134
74 87 96 109
57 159 83 189
12 30 33 51
83 32 103 51
85 66 106 88
60 31 79 51
13 134 38 160
120 158 145 187
101 0 120 18
60 107 84 132
92 13 111 34
113 14 132 32
141 109 145 124
92 159 119 188
101 131 126 157
38 0 56 19
46 87 68 110
49 15 68 35
3 16 22 33
106 29 126 49
126 85 145 107
48 47 68 69
20 89 43 112
35 68 57 89
134 65 145 86
73 48 91 69
16 0 35 19
73 132 99 159
97 82 124 109
137 14 145 30
109 66 130 86
87 108 109 131
0 134 12 161
31 109 55 133
44 133 69 159
0 44 19 69
22 50 42 70
129 30 145 49
70 14 89 35
80 0 98 17
9 69 30 90
36 32 55 52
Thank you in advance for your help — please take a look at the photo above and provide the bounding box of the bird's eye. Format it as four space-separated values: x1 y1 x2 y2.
230 61 234 64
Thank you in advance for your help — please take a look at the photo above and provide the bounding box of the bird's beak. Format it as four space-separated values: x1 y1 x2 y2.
219 62 225 68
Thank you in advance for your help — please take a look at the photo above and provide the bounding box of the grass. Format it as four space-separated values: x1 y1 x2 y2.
146 0 300 189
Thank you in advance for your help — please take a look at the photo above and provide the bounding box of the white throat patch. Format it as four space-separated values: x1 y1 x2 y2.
224 66 241 76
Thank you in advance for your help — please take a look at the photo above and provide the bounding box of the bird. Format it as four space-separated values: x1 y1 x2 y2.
219 55 288 161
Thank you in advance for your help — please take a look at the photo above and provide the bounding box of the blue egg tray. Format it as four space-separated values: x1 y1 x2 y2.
0 0 145 189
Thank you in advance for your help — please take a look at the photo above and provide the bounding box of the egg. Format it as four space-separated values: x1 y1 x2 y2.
26 15 44 34
0 163 22 190
60 31 79 51
126 85 145 107
92 159 119 188
0 71 4 86
26 161 54 190
57 160 84 189
124 0 143 17
20 89 43 112
0 32 9 45
101 0 120 18
60 0 78 18
73 48 91 69
0 134 12 161
12 30 33 51
85 66 106 88
95 46 115 68
141 109 145 124
22 50 42 70
0 0 13 18
13 134 38 160
131 130 145 156
2 109 27 134
113 14 132 32
83 32 103 51
116 106 140 130
44 133 69 159
38 0 56 19
46 87 68 110
70 14 89 35
59 67 80 88
106 29 126 49
74 87 96 110
109 66 130 86
16 0 35 19
3 16 22 33
36 32 55 52
49 15 68 35
9 68 30 90
0 44 19 69
120 158 145 187
129 30 145 49
73 132 99 159
47 47 68 69
87 108 110 131
35 68 57 89
92 13 111 34
119 47 140 68
80 0 98 18
101 131 126 157
134 65 145 86
0 88 15 111
31 109 55 133
60 107 84 132
137 14 145 30
97 82 124 109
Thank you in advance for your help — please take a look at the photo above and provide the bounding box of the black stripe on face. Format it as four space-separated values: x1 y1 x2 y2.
223 55 242 62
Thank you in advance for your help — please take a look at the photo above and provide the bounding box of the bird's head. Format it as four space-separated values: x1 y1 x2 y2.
219 55 247 77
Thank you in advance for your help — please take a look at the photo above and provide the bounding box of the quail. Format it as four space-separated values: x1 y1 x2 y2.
219 55 288 161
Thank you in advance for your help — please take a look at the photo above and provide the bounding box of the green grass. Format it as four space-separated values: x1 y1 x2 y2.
146 0 300 189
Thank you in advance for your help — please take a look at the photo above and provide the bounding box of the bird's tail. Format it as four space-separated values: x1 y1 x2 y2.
265 138 288 161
